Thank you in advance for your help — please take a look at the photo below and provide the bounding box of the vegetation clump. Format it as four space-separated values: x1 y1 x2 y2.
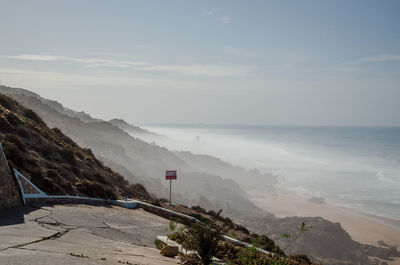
24 109 45 125
2 141 25 169
75 180 117 200
0 93 152 200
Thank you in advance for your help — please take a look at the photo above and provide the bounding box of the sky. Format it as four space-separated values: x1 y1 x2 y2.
0 0 399 126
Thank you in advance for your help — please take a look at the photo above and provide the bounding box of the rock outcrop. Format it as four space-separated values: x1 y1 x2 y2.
160 246 179 257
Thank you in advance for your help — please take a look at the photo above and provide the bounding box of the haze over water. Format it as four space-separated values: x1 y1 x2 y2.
140 124 400 220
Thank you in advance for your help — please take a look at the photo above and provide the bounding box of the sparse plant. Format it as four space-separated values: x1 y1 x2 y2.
168 219 177 233
154 239 164 250
230 232 238 239
24 109 44 125
185 209 225 265
165 219 177 242
281 222 308 252
75 180 117 199
69 253 89 258
2 140 25 169
60 148 76 165
237 245 259 265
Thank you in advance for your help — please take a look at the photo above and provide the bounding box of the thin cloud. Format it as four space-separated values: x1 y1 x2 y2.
329 66 362 72
10 54 64 61
0 67 219 90
203 8 219 16
221 16 230 24
143 64 254 77
4 54 254 77
221 47 256 57
348 54 400 65
4 54 150 68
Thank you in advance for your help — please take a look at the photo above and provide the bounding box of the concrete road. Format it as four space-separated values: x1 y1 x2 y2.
0 204 178 265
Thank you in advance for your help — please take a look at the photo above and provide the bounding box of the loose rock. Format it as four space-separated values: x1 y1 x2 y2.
160 245 179 257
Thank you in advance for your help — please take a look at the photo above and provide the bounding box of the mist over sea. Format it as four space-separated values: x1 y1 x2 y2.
139 124 400 220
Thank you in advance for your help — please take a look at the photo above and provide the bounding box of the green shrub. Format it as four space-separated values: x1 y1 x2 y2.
237 245 260 265
154 239 165 250
185 210 225 265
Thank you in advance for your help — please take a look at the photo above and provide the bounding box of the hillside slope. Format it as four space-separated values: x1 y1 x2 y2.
2 86 396 265
0 93 150 200
243 214 400 265
0 85 259 218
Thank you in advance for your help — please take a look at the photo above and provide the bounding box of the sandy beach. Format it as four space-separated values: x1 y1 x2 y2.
248 190 400 248
249 190 400 264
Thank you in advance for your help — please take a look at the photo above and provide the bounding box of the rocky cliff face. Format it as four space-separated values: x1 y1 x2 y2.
0 144 21 209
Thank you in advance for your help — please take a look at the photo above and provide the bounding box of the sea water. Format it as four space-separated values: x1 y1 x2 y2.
139 124 400 220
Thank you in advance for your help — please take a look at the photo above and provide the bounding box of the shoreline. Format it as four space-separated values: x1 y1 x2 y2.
248 189 400 248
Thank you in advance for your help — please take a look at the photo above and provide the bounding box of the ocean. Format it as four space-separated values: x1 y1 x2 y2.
139 124 400 220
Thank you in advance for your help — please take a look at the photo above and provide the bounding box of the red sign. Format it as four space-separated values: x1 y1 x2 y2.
166 170 177 180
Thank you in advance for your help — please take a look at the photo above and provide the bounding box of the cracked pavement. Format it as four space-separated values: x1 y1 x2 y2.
0 204 178 265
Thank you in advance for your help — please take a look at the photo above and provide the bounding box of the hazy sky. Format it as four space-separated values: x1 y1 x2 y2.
0 0 399 126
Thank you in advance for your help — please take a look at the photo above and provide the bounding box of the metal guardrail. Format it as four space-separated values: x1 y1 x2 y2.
3 150 271 256
13 169 47 205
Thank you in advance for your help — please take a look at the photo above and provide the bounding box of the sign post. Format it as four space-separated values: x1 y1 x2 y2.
165 170 177 205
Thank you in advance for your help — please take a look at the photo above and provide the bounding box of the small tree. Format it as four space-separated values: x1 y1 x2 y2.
186 209 224 265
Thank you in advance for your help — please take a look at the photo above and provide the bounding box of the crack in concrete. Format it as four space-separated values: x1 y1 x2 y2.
0 229 71 252
0 206 73 252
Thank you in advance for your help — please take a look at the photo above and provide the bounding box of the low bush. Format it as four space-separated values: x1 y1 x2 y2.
94 173 109 184
5 134 27 152
30 168 61 194
17 127 30 138
24 109 45 125
154 239 165 250
0 115 11 131
5 112 20 126
185 210 225 265
59 148 76 165
75 180 117 199
2 140 25 169
0 94 16 111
